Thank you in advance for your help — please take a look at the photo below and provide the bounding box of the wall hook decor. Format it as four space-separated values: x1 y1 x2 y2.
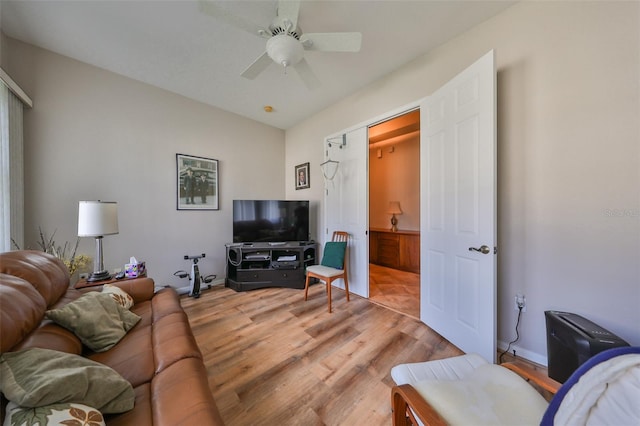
326 133 346 149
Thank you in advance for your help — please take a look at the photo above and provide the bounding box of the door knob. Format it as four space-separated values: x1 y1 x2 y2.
469 245 491 254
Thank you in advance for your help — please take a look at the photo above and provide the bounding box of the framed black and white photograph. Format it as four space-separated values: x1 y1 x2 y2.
176 154 219 210
295 162 310 190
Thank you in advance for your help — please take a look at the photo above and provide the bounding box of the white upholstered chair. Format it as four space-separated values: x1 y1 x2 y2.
391 346 640 426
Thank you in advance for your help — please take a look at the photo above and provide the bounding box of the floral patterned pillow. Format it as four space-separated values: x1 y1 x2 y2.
101 284 134 309
3 401 105 426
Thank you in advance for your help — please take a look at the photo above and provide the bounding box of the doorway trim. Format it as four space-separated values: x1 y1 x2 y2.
321 100 424 300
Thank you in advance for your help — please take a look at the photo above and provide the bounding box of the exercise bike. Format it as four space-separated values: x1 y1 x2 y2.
173 253 216 298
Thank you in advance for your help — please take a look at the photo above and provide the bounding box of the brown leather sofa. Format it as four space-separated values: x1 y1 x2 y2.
0 250 224 425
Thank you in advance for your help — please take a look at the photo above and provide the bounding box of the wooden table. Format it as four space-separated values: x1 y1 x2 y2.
75 275 147 289
369 228 420 273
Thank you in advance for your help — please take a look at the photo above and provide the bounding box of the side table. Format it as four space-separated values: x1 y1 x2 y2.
75 275 147 290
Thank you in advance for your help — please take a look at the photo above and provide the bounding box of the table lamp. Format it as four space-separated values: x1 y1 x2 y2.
78 201 119 282
388 201 402 232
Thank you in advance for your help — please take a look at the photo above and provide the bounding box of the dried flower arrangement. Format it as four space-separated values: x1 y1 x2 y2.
12 228 91 275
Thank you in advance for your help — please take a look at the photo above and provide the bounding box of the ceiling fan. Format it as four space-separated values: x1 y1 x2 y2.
199 0 362 89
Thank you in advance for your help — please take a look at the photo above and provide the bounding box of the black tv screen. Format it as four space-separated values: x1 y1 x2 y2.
233 200 309 243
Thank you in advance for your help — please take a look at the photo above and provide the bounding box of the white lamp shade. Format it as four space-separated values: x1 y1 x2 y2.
78 201 119 237
388 201 403 215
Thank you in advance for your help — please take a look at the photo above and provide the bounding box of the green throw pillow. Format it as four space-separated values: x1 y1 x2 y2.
321 241 347 269
0 348 134 414
46 292 140 353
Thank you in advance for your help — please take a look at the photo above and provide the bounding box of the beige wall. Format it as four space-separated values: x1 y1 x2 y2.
286 1 640 363
369 136 420 231
3 36 286 286
4 1 638 364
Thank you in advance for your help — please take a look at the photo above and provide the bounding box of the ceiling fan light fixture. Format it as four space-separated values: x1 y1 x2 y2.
203 0 362 88
267 34 304 69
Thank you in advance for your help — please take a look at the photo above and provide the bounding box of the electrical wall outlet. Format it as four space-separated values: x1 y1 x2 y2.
515 294 526 312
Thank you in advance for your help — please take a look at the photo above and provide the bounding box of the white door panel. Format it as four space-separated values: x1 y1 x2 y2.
324 127 368 298
421 50 496 363
322 52 496 362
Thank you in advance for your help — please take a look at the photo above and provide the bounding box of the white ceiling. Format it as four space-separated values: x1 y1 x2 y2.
1 0 514 129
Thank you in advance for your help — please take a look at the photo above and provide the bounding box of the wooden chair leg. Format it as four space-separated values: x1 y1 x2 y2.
343 275 350 302
304 274 311 301
327 278 332 313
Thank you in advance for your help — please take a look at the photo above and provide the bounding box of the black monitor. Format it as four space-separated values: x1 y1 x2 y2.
232 200 309 243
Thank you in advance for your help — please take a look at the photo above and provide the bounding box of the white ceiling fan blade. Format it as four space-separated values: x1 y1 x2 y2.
241 52 273 80
294 58 321 90
199 0 270 38
301 32 362 52
277 0 300 30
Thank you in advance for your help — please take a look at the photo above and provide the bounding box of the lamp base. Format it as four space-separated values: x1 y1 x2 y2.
87 270 112 282
390 215 398 232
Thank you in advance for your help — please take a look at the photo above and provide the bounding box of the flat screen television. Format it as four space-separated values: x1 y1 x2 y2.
233 200 310 243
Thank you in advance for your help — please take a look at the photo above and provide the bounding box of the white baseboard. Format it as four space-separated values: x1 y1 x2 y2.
161 278 226 295
497 340 548 366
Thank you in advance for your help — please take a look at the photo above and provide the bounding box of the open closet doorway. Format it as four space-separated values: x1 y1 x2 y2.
368 109 421 318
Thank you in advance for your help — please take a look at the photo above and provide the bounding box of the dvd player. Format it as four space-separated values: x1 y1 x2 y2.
245 252 270 260
271 260 299 269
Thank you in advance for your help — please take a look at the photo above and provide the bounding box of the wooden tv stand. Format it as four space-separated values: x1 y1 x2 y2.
225 242 317 291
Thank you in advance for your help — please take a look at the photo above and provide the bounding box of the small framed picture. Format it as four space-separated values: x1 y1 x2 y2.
295 162 310 190
176 154 219 210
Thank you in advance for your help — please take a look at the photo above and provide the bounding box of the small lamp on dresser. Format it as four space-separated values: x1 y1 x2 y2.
78 200 119 282
388 201 402 232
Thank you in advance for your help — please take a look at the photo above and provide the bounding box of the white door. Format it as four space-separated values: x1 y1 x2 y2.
420 50 497 362
324 127 369 298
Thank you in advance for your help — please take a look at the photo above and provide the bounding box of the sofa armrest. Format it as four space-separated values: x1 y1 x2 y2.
110 277 155 303
391 384 447 426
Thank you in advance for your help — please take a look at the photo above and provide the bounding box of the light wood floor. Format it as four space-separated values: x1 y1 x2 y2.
181 283 462 425
368 264 420 319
